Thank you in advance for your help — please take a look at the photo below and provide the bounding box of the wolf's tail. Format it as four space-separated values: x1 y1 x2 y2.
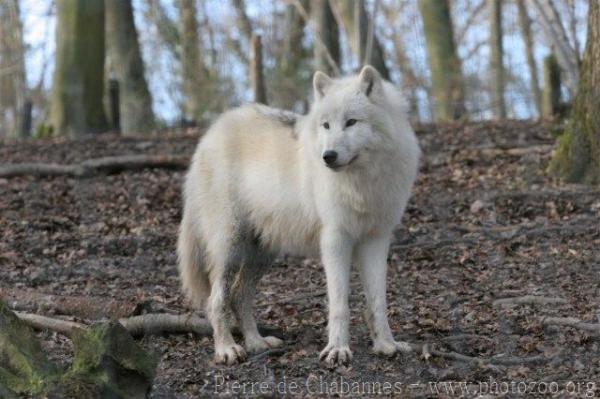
177 216 210 310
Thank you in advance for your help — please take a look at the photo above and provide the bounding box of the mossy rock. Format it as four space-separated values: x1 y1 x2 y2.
0 302 157 398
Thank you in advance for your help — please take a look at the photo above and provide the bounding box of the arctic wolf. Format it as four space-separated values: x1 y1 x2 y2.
178 65 420 366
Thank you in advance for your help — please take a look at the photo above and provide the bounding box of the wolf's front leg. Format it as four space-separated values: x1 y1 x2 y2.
319 227 353 366
356 234 412 356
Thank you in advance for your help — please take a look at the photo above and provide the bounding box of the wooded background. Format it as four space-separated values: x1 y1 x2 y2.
0 0 589 130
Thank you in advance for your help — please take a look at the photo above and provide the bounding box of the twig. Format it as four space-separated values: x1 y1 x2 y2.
409 342 554 366
493 296 567 307
542 317 600 334
0 154 188 178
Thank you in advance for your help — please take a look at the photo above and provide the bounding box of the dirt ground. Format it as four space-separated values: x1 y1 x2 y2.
1 121 600 398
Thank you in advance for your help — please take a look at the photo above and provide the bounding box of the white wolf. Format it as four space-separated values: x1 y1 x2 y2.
178 65 420 366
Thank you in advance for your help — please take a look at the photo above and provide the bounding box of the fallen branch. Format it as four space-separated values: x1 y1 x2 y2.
16 311 282 339
15 312 83 337
0 154 188 178
493 295 567 307
1 287 139 319
119 313 212 337
541 317 600 334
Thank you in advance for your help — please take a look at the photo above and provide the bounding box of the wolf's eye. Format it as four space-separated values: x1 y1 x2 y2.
345 119 357 127
323 122 330 129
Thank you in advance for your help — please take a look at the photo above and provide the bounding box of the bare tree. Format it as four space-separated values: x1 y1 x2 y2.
105 0 155 135
516 0 541 116
250 35 267 104
0 0 27 138
310 0 340 75
418 0 466 121
530 0 579 96
49 0 107 136
329 0 389 78
178 0 209 123
551 1 600 183
489 0 505 119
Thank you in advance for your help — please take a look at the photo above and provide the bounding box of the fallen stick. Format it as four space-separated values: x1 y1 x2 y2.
0 287 140 319
408 342 553 366
15 312 83 337
493 295 567 307
541 317 600 334
16 311 282 339
0 154 188 178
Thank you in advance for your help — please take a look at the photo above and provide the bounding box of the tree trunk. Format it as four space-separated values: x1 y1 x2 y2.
282 1 307 72
0 0 27 139
489 0 505 119
179 0 208 123
550 1 600 183
250 35 268 104
418 0 466 121
310 0 340 76
542 53 561 118
105 0 155 135
516 0 541 117
49 0 107 136
330 0 389 78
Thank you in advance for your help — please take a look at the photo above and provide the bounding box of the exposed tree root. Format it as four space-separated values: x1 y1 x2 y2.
493 295 567 307
542 317 600 334
0 154 188 178
15 312 83 337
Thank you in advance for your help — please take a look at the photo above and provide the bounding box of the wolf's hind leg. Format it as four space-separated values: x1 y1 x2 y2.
206 252 247 365
232 254 283 353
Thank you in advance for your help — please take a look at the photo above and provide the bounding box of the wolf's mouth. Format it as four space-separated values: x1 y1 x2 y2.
327 154 359 171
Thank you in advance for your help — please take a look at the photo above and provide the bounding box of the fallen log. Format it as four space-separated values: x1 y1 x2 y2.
0 154 188 178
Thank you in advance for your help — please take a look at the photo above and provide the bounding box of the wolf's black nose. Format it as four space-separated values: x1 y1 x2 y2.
323 151 338 165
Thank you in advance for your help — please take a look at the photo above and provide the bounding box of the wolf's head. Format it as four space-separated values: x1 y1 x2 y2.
307 65 398 171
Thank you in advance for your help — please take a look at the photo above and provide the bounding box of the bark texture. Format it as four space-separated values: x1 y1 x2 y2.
489 0 505 119
49 0 108 136
105 0 155 135
550 1 600 183
418 0 466 121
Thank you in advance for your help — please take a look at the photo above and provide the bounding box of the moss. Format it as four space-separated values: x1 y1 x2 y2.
0 304 156 398
0 302 59 395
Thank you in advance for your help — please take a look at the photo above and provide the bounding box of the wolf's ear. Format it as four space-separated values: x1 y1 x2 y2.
358 65 382 97
313 71 333 101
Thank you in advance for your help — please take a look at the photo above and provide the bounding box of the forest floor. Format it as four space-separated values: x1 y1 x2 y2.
1 121 600 398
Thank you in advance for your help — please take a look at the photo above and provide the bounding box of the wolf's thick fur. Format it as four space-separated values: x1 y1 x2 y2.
178 66 420 366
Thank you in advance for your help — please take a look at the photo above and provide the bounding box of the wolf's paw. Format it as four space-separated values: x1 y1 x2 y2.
319 344 353 366
245 335 284 353
214 343 247 365
373 339 413 356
